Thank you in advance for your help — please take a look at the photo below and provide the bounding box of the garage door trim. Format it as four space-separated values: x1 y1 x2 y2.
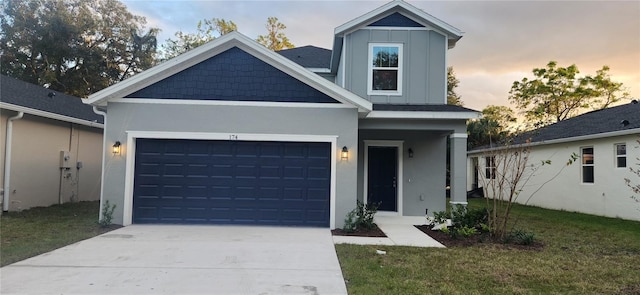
121 131 338 228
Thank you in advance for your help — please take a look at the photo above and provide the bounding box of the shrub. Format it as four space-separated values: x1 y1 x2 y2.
432 210 449 225
452 225 478 239
451 204 489 229
506 229 536 245
342 200 379 232
98 200 116 227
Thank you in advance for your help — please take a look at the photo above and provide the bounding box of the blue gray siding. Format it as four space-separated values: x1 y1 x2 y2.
369 12 424 27
343 29 447 105
126 47 338 103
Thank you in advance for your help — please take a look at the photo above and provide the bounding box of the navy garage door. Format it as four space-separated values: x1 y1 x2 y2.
133 139 331 227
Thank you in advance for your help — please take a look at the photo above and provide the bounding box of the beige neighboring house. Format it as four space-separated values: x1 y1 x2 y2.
1 75 104 212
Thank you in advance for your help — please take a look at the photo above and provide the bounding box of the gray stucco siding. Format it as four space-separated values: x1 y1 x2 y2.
101 102 359 228
344 29 448 105
357 130 447 216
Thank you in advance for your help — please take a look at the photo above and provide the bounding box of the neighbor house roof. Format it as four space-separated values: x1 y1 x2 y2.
469 101 640 153
0 75 104 127
85 32 372 114
277 46 332 69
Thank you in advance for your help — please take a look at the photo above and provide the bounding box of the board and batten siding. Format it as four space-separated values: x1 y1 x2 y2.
343 29 447 104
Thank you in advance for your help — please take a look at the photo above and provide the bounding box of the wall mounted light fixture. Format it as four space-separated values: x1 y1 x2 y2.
112 141 122 155
408 148 414 158
341 146 349 161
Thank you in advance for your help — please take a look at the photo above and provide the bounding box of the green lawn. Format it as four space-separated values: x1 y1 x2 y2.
0 201 118 267
336 199 640 295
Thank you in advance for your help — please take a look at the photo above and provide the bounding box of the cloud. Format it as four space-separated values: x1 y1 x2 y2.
122 0 640 108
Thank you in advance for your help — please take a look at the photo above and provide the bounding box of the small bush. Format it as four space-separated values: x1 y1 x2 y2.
452 225 478 239
507 229 536 245
342 200 379 232
451 204 488 229
98 200 116 227
432 210 449 225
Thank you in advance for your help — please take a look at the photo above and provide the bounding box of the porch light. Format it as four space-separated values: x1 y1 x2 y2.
341 146 349 161
408 148 414 158
112 141 122 155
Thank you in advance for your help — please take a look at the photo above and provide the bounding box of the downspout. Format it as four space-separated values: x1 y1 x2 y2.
3 112 24 211
92 107 107 221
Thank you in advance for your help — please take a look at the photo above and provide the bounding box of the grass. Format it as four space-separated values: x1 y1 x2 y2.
336 199 640 295
1 201 118 267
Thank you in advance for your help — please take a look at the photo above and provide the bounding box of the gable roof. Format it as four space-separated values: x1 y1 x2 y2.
330 0 463 73
276 46 332 69
520 101 640 142
0 75 104 127
470 101 640 153
86 32 372 113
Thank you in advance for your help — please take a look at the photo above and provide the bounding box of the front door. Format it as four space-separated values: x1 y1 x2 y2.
367 146 398 212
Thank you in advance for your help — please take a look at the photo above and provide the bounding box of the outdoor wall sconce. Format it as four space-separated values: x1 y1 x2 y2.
408 148 414 158
112 141 122 155
341 146 349 161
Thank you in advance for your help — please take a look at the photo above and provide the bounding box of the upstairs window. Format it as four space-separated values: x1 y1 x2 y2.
615 143 626 168
581 147 594 183
368 43 403 95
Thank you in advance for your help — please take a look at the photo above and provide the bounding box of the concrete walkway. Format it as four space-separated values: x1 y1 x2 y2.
332 216 445 248
1 225 347 295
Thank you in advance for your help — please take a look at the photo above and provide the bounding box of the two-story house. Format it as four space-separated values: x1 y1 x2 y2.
85 0 479 228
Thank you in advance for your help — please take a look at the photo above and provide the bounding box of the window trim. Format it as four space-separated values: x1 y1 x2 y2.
367 43 403 96
614 143 627 169
581 146 594 184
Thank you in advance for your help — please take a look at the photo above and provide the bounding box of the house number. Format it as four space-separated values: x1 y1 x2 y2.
229 134 238 140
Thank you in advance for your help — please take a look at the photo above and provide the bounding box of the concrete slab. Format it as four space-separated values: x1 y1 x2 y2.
0 225 348 295
332 216 445 248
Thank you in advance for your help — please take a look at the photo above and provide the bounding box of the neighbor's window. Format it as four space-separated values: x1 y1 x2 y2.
581 147 594 183
368 43 403 95
485 156 496 179
615 143 626 168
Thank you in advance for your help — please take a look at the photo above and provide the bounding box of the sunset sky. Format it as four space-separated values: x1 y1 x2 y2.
122 0 640 114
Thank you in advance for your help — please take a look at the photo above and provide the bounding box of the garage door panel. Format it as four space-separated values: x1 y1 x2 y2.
133 139 331 226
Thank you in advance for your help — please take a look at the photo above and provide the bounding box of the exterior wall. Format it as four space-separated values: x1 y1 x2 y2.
101 102 359 228
357 129 449 216
343 29 446 104
1 110 102 211
470 134 640 221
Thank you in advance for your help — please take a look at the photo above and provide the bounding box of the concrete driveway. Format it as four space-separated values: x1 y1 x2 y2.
0 225 347 295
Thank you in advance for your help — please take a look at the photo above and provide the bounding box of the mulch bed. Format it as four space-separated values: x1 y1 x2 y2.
414 225 544 250
331 224 387 237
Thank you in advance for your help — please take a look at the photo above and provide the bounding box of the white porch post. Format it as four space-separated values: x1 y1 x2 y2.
449 133 468 206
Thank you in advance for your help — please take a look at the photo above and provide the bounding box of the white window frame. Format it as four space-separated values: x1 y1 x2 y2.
581 146 595 184
367 43 403 96
615 143 627 168
485 156 496 180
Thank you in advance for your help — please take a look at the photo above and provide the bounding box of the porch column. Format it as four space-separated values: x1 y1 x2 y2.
449 133 468 206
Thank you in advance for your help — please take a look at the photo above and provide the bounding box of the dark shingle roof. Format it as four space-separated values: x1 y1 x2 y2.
373 104 479 112
0 75 104 124
517 101 640 143
276 46 332 68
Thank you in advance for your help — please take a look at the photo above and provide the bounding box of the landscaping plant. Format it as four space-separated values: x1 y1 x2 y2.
343 200 379 232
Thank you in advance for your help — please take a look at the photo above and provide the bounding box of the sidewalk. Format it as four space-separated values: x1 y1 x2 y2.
332 215 445 248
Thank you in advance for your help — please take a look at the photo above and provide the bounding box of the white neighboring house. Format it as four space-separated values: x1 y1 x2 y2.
468 100 640 222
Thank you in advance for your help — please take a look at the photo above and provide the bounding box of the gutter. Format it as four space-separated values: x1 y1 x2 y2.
92 107 107 221
0 102 103 129
3 112 24 211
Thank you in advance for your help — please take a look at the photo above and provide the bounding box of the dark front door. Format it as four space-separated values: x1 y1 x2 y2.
367 146 398 211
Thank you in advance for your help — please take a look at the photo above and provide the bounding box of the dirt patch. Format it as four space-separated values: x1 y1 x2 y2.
332 225 387 237
414 225 544 250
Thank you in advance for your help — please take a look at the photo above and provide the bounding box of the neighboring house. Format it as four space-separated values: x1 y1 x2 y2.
468 101 640 221
0 75 104 211
85 0 479 229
